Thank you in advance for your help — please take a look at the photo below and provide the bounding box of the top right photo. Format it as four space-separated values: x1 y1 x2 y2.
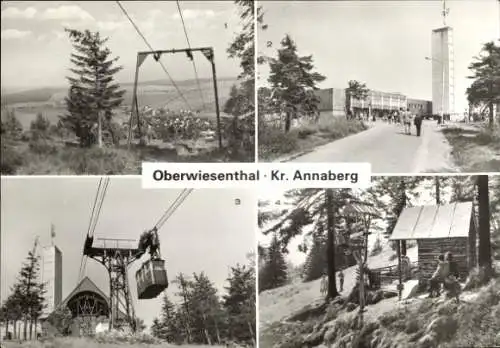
257 0 500 173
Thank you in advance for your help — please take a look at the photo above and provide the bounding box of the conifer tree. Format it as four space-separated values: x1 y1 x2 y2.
466 40 500 127
259 234 288 291
60 28 125 147
267 34 326 132
303 236 327 282
17 245 45 340
223 264 256 345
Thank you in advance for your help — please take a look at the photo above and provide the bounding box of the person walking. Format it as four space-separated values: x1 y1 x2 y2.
414 113 423 137
338 270 345 292
403 108 412 135
320 274 328 297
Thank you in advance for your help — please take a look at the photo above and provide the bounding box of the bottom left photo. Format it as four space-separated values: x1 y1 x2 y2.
0 177 256 348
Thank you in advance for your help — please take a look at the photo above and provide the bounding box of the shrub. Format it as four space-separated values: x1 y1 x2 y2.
1 143 24 174
258 126 299 159
61 147 138 175
29 138 59 155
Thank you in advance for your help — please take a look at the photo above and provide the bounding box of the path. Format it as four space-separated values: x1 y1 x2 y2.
287 121 457 173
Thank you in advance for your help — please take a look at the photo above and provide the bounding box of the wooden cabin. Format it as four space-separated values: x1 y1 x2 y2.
389 201 477 286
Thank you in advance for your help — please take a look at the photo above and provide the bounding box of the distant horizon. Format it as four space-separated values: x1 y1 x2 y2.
1 75 240 95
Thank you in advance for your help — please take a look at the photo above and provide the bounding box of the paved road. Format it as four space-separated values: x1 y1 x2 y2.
288 121 457 173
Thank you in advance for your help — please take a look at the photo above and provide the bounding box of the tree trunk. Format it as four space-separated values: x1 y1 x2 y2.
325 189 339 300
435 176 441 205
97 110 103 148
284 111 291 133
214 318 221 344
29 315 33 340
23 315 28 340
247 320 256 346
477 175 492 279
201 313 211 345
489 101 494 128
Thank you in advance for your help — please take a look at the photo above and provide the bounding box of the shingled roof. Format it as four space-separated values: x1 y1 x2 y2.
389 201 473 241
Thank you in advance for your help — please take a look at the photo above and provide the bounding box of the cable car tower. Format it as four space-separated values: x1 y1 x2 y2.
80 179 191 332
83 236 141 331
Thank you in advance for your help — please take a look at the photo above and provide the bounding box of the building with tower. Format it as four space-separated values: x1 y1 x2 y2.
431 26 455 118
429 0 456 120
41 245 63 318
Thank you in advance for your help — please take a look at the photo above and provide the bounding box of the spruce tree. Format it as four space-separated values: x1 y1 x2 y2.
466 40 500 127
158 293 178 342
259 234 288 291
223 264 256 345
17 246 45 340
60 28 125 147
303 236 326 282
267 34 326 132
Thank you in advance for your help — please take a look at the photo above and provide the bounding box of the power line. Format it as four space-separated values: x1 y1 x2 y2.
115 0 192 111
176 0 206 110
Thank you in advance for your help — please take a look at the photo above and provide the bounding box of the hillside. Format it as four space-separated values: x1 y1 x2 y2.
2 77 239 129
259 242 500 348
2 77 238 108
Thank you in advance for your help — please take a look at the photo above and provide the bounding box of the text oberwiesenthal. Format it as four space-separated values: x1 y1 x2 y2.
152 169 359 184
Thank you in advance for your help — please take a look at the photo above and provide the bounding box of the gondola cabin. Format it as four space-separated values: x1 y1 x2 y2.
136 259 168 299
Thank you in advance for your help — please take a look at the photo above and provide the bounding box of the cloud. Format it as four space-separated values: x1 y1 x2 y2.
172 9 217 20
40 5 94 21
1 6 37 19
96 20 126 32
1 29 32 40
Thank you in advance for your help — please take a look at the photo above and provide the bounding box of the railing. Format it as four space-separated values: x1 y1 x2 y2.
371 261 419 285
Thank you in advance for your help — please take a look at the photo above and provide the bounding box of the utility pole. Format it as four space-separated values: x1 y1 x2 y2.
127 47 223 150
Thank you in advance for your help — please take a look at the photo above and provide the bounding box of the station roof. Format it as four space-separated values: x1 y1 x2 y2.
389 201 473 240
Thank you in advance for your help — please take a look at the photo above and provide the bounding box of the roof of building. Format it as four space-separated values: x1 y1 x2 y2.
47 276 126 320
389 201 473 241
59 276 109 309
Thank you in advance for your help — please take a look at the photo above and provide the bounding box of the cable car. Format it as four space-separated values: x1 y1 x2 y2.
136 258 168 299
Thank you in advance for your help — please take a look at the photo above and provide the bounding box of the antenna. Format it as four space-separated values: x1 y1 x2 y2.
442 0 450 27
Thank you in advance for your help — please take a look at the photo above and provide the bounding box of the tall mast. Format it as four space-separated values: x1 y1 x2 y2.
442 0 449 27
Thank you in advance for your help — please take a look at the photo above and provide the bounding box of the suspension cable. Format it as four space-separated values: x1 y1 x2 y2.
154 189 193 231
176 0 206 110
116 1 192 111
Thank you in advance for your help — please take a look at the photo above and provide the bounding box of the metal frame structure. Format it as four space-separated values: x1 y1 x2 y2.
127 46 222 149
66 291 109 336
83 237 142 332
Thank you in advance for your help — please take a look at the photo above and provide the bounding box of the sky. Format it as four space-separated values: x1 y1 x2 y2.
0 177 256 329
1 1 243 90
258 179 448 266
257 0 500 113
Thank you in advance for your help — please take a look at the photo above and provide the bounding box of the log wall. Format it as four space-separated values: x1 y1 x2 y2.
417 237 469 285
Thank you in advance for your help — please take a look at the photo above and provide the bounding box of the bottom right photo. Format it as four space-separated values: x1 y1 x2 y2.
258 175 500 348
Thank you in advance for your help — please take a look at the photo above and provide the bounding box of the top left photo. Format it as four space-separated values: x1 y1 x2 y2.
1 0 256 175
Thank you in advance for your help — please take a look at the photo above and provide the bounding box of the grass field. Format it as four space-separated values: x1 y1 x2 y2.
441 123 500 172
1 337 226 348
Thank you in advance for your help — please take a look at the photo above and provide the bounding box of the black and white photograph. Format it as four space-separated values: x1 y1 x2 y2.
258 175 500 348
0 177 256 347
257 1 500 172
1 0 256 175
